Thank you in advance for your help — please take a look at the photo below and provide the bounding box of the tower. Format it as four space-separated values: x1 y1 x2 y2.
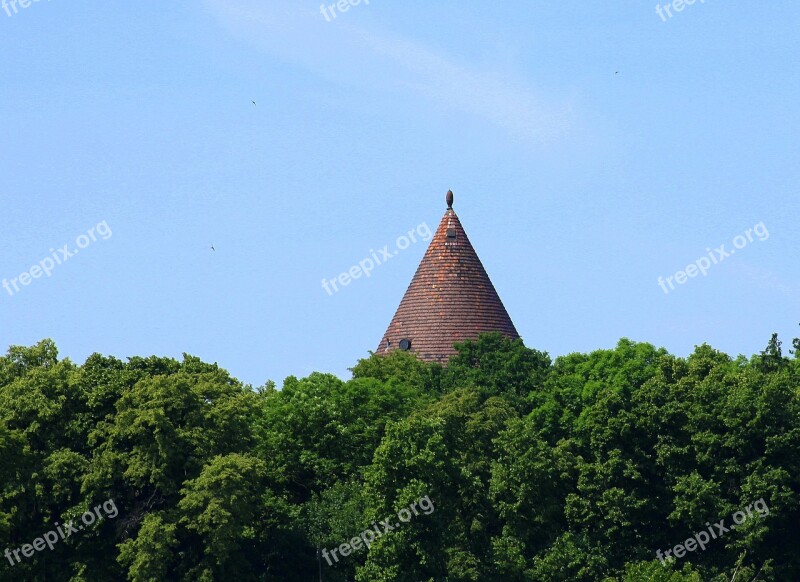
377 190 520 363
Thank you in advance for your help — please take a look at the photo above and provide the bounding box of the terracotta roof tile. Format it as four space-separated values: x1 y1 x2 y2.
376 191 519 362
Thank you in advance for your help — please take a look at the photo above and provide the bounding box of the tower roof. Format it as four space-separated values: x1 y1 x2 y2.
377 190 520 363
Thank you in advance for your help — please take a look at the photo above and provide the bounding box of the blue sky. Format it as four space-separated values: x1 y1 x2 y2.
1 1 799 387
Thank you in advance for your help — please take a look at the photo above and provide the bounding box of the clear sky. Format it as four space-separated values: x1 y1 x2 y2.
1 1 799 387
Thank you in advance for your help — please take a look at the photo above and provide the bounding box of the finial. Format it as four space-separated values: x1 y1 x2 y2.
446 189 454 209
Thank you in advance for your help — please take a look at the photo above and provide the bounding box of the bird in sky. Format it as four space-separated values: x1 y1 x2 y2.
210 245 215 252
252 100 257 106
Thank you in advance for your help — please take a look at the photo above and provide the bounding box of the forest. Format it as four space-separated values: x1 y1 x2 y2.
0 332 798 581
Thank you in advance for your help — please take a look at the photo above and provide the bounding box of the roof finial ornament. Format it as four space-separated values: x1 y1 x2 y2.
446 189 454 209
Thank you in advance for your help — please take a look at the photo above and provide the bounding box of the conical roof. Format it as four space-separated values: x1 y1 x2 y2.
376 191 520 363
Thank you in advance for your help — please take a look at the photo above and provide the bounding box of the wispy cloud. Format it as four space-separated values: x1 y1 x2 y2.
352 28 574 144
202 0 574 144
730 260 799 301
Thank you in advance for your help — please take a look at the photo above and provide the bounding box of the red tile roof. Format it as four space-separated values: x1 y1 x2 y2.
377 191 520 363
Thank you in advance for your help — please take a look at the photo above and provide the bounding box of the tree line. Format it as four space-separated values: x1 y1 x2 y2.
0 331 798 581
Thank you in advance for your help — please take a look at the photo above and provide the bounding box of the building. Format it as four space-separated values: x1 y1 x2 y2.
377 190 520 363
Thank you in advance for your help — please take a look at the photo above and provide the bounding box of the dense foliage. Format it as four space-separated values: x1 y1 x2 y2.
1 332 798 581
